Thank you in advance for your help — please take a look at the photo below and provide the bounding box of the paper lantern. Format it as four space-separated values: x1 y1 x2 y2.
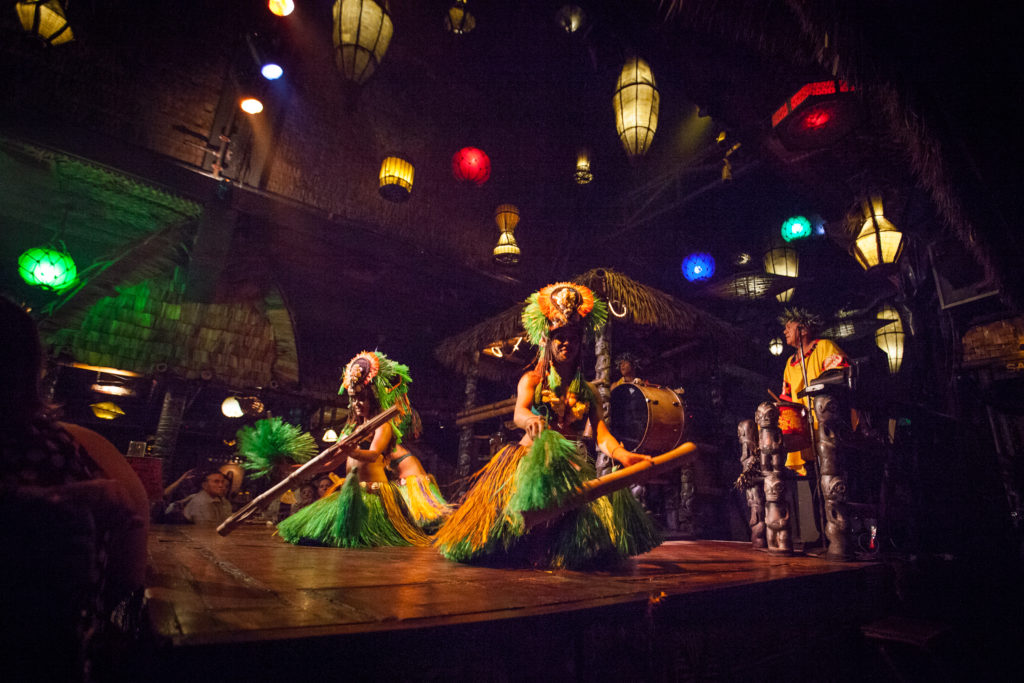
781 215 812 242
769 337 785 356
875 305 905 374
613 56 659 161
379 156 414 201
445 1 475 34
333 0 393 85
682 252 715 282
493 204 520 265
763 246 798 302
555 5 586 33
852 197 904 271
452 147 491 186
574 148 593 184
15 0 73 46
18 246 77 291
494 204 519 233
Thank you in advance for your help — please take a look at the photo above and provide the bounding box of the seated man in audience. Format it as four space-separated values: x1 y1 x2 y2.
182 469 233 525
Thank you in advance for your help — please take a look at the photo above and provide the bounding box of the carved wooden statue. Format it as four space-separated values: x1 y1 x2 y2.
814 394 854 560
736 419 766 548
755 401 792 554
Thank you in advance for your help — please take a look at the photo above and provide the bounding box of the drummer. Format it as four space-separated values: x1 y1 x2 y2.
611 352 644 390
778 307 851 477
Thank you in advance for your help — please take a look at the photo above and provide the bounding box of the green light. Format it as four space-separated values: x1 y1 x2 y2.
18 246 77 291
781 215 812 242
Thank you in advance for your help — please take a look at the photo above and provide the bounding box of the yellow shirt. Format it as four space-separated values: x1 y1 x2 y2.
780 339 849 475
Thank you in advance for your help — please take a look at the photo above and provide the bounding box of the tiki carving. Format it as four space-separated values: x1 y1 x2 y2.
736 419 766 548
755 401 792 554
814 394 854 560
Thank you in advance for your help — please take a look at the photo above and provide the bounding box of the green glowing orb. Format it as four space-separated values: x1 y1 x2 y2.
18 246 77 291
780 215 812 242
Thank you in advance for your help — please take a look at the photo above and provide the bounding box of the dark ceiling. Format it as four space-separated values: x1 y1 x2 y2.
1 0 1020 407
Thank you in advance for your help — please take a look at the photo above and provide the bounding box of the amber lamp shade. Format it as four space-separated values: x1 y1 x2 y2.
333 0 393 85
379 156 414 201
15 0 73 46
613 56 659 161
852 197 904 270
763 246 798 302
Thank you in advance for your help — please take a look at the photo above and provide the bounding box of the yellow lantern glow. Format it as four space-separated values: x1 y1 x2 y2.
875 305 905 374
333 0 394 85
613 57 659 161
445 1 475 34
852 196 904 270
769 337 785 356
322 428 339 443
493 231 520 265
15 0 73 46
379 156 414 201
763 246 799 302
268 0 295 17
494 204 520 233
90 401 125 420
574 148 593 184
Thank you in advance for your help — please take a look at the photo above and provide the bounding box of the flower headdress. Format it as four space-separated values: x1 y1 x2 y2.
521 281 608 347
339 350 414 443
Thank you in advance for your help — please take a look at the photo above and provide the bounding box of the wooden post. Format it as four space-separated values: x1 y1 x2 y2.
456 350 480 478
152 381 188 485
594 319 612 419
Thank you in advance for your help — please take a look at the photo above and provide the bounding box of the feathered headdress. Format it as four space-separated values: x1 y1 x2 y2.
521 281 608 347
777 307 824 335
339 350 414 443
236 416 318 479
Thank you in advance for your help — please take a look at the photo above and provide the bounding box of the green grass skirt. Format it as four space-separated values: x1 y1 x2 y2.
277 470 430 548
433 430 661 568
395 474 451 533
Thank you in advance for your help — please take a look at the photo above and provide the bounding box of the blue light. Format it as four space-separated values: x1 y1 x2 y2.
781 215 812 242
261 63 283 80
682 252 715 282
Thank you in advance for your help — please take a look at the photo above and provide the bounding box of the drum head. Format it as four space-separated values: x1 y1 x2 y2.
609 383 687 455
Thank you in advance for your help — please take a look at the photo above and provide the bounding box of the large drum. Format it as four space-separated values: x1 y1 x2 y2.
609 382 686 455
777 403 811 452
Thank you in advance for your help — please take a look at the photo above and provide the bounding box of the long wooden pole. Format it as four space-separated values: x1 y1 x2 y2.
520 441 700 530
216 405 399 536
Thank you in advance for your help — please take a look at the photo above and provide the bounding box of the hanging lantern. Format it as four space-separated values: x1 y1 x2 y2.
90 401 125 420
574 148 593 184
555 5 587 34
494 204 519 233
493 204 520 265
332 0 394 86
268 0 295 17
772 80 860 151
781 215 812 242
682 252 715 282
15 0 73 46
769 337 785 356
378 156 414 201
763 245 798 302
613 56 659 162
322 428 339 443
493 231 520 265
452 147 491 186
875 305 905 374
18 246 77 291
221 396 244 418
444 1 476 34
852 196 904 271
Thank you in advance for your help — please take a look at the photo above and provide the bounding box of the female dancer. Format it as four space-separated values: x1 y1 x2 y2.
435 282 660 568
277 351 429 547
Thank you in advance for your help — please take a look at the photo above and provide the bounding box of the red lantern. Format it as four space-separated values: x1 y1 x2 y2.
451 146 491 186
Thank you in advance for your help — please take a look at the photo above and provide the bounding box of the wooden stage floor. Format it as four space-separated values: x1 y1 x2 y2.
142 524 892 681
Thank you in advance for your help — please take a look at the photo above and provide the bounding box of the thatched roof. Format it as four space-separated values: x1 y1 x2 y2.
435 268 747 379
48 270 300 390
